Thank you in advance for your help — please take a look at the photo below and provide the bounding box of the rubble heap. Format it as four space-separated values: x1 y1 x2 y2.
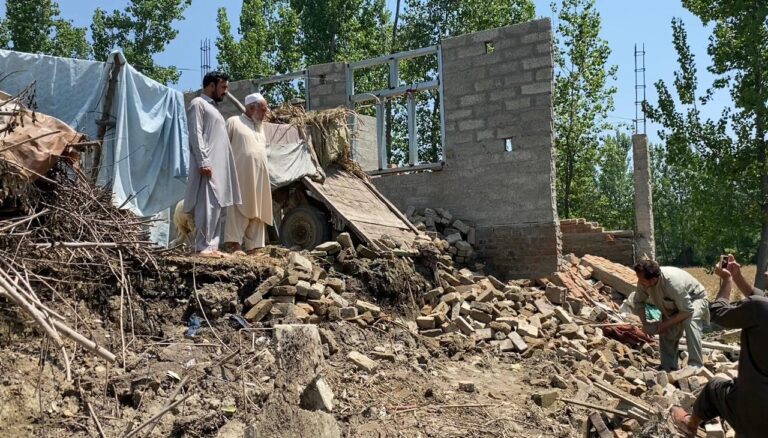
405 206 477 264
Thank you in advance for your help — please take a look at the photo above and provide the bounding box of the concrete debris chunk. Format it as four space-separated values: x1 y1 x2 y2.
545 284 566 305
326 291 349 308
507 331 528 352
316 241 342 254
300 376 335 412
244 299 273 322
553 307 574 324
271 285 298 296
455 316 474 335
532 390 558 408
417 316 436 330
340 307 358 319
289 252 313 272
347 351 378 373
355 300 381 317
325 278 345 293
336 232 353 249
458 381 476 392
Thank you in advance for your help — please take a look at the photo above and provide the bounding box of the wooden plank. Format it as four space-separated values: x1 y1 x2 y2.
591 380 653 416
560 398 631 417
361 178 421 234
302 166 417 249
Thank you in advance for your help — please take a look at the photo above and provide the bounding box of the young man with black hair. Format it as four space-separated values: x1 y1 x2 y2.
182 71 241 257
672 255 768 437
631 259 709 370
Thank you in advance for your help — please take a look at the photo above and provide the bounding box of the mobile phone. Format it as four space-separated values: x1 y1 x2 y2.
721 255 728 269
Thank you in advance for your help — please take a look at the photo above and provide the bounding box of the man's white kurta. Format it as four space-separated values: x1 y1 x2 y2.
183 95 241 211
226 114 273 224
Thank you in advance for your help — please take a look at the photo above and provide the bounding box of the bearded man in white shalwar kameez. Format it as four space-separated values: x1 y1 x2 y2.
223 93 273 255
183 71 241 258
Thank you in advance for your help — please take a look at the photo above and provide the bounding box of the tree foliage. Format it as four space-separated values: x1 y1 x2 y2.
593 131 634 231
1 0 89 59
91 0 191 84
644 2 768 281
551 0 617 219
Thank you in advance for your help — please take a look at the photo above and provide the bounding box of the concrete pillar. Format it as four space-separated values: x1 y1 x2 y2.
632 134 655 261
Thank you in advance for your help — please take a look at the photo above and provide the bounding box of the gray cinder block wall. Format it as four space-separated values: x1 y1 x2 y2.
370 19 560 279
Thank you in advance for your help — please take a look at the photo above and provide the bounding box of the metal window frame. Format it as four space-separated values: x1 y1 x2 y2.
345 45 445 172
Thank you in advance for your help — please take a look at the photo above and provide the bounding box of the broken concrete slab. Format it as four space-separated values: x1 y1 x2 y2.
300 375 335 412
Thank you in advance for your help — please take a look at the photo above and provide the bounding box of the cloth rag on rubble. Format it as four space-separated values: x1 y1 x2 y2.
603 324 656 348
0 49 188 217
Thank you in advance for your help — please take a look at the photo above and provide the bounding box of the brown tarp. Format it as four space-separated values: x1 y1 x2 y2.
0 90 84 180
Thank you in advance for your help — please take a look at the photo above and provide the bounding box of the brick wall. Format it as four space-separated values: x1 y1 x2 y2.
373 19 560 279
560 219 635 266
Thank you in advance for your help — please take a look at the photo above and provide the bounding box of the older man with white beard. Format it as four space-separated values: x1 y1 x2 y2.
223 93 273 255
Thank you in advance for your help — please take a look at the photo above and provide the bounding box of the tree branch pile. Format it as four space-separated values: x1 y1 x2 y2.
0 158 158 372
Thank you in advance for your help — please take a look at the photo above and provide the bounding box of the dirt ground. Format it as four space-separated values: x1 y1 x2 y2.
0 250 582 438
683 265 757 300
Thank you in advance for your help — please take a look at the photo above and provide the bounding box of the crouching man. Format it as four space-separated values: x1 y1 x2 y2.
631 260 709 370
673 255 768 437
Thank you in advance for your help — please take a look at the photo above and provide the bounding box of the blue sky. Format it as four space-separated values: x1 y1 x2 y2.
1 1 726 142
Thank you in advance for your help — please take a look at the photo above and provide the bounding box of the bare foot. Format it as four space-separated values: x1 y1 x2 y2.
196 250 223 258
671 406 695 437
246 248 261 255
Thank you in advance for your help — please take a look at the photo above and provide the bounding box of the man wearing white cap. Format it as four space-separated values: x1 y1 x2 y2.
223 93 273 254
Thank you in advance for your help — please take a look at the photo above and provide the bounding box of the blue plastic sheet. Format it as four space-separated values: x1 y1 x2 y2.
0 50 188 217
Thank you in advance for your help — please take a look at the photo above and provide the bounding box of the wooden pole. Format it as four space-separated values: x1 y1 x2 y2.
92 53 123 182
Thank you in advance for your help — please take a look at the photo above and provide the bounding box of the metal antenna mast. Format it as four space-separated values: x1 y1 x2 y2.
200 39 211 83
634 43 647 134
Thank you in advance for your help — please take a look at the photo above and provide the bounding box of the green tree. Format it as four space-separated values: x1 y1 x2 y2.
289 0 390 65
2 0 89 58
91 0 191 84
216 0 388 103
216 1 277 82
645 3 768 282
593 131 634 231
552 0 617 219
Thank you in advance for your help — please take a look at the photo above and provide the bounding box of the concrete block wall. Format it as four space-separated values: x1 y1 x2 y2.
560 219 635 266
307 62 347 110
372 19 560 279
